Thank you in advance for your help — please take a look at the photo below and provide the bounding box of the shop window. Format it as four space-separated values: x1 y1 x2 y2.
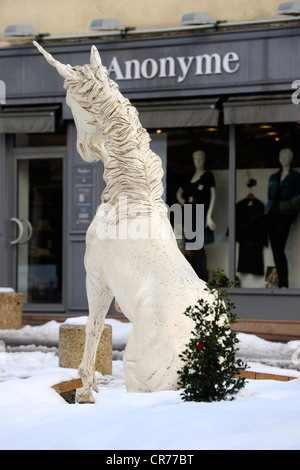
165 126 229 282
235 122 300 289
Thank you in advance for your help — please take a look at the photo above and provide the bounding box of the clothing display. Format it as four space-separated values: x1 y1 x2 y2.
181 170 216 281
265 168 300 221
265 168 300 288
182 171 216 246
266 211 292 288
235 196 268 276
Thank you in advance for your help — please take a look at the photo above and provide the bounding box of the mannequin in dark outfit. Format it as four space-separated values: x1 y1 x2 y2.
265 148 300 288
236 181 268 276
176 150 216 281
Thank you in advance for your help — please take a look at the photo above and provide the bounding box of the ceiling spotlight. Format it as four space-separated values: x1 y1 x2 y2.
180 12 216 25
89 18 125 31
277 2 300 15
4 24 38 36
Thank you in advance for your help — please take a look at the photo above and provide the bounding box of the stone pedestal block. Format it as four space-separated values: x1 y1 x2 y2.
59 323 112 375
0 293 23 329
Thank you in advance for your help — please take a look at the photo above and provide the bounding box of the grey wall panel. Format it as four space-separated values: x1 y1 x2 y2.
68 239 88 311
230 291 300 321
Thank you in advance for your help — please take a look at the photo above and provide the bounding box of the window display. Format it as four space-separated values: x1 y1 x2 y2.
235 123 300 289
166 126 229 283
235 182 268 278
176 149 216 281
160 122 300 290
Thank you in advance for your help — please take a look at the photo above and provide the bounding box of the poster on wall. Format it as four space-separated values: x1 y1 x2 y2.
72 165 96 231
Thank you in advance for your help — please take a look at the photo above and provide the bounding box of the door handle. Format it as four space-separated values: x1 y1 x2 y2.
10 217 24 245
19 218 33 245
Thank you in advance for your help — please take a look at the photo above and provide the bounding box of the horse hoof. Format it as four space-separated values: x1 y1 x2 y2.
75 387 95 404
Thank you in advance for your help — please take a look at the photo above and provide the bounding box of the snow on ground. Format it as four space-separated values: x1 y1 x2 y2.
1 317 300 450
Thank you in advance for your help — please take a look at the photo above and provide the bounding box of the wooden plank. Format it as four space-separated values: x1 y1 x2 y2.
238 370 256 380
52 378 83 394
236 370 297 382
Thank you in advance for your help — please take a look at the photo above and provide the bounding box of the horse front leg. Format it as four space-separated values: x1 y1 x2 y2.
76 276 113 404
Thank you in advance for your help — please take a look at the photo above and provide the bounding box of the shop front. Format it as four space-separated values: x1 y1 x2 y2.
1 24 300 333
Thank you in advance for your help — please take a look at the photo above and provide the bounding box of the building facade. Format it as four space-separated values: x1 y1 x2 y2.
1 3 300 336
0 0 287 40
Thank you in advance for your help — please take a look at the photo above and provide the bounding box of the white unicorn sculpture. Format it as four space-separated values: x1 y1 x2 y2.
34 42 221 403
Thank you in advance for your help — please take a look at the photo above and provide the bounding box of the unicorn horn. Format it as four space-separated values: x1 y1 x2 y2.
33 41 75 79
90 45 102 69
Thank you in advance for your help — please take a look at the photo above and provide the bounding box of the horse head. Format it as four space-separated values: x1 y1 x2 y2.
33 41 108 164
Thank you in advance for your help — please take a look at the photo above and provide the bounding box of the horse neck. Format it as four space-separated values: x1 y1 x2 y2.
93 83 165 214
101 143 166 218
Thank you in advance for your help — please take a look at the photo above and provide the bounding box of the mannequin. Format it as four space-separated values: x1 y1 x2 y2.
235 177 268 278
176 150 216 281
265 148 300 288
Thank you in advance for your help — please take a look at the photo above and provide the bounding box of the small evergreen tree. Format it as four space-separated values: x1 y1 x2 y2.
177 269 247 402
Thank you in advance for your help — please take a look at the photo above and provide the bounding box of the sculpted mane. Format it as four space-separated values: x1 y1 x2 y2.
64 64 166 220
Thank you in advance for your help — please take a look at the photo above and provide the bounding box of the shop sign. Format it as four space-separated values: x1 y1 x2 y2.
99 28 300 98
107 51 240 83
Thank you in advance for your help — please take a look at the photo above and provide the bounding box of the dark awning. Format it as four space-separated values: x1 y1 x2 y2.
135 98 220 128
0 106 59 133
223 94 300 124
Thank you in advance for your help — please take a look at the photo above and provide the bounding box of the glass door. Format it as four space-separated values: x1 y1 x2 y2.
15 156 63 305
